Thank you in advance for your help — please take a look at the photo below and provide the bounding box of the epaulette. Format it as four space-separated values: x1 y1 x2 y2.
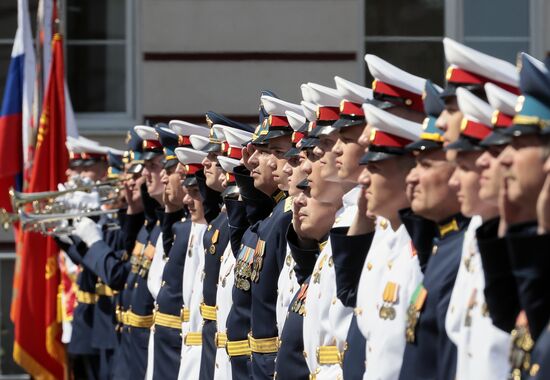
284 196 294 213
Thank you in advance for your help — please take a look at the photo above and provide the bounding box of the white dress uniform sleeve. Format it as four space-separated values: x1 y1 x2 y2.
147 232 166 300
276 245 299 336
177 222 207 380
445 215 510 380
303 186 361 379
361 225 424 380
213 244 235 380
144 232 166 380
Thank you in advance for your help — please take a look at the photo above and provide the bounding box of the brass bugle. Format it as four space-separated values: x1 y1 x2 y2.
9 179 123 211
18 208 120 229
0 208 18 231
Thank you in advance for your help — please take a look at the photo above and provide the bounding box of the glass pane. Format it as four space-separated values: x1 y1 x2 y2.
0 0 39 39
67 45 126 112
0 46 13 101
464 0 529 37
0 257 25 375
463 40 529 64
364 41 445 87
66 0 125 40
365 0 444 37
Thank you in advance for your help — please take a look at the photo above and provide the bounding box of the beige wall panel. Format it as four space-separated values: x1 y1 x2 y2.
141 0 359 52
141 60 359 115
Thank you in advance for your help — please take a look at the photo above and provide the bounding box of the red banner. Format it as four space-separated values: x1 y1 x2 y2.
12 33 68 380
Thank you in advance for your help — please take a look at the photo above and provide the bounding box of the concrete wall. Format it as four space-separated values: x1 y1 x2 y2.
138 0 361 119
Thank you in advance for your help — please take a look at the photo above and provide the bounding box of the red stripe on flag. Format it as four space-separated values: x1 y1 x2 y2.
12 34 67 380
0 113 23 177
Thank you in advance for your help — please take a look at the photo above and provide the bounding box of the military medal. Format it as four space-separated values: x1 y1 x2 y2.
312 255 328 284
464 288 477 327
187 234 195 258
251 240 266 283
510 311 534 379
209 229 219 255
291 283 309 316
380 282 399 320
285 254 292 267
405 283 427 343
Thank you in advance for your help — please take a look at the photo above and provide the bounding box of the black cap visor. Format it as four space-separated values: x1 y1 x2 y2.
182 176 198 186
221 185 240 199
332 116 366 130
480 130 512 147
444 136 482 152
127 162 144 174
503 124 540 137
142 150 163 160
405 139 443 152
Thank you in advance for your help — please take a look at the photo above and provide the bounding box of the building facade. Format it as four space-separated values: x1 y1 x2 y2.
0 0 548 377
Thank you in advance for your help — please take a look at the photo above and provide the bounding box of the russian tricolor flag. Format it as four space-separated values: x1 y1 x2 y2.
0 0 36 212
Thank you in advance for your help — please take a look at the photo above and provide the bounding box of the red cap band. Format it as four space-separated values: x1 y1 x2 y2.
339 100 364 116
446 67 520 95
491 110 513 128
227 146 243 159
372 80 424 113
292 131 305 144
143 140 162 150
370 130 412 149
460 118 492 140
269 115 290 127
178 135 192 147
185 163 203 175
317 106 340 121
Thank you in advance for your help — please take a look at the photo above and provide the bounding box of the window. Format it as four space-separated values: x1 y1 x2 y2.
462 0 530 62
65 0 134 132
364 0 446 87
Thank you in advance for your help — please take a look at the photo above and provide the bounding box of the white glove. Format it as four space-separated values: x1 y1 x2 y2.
62 191 101 211
73 217 103 247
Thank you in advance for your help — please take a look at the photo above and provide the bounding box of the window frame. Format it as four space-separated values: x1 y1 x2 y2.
360 0 446 86
360 0 544 85
64 0 137 134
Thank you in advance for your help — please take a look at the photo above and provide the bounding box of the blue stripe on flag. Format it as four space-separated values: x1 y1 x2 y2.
0 54 24 117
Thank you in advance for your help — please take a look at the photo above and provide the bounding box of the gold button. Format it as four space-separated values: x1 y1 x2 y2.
367 262 373 270
432 246 438 255
530 364 540 376
303 351 308 358
161 281 166 287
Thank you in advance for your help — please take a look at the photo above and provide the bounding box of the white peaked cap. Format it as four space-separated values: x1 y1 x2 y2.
77 136 100 146
66 136 100 152
334 76 373 103
134 125 158 141
285 111 307 132
68 138 109 154
456 87 494 126
484 83 518 116
212 125 227 142
443 38 519 87
306 82 343 107
169 120 209 137
189 135 210 151
300 83 315 103
301 101 318 122
218 156 240 174
223 127 253 147
174 147 207 165
261 95 303 116
365 54 426 94
362 104 423 141
158 126 177 136
106 147 125 156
